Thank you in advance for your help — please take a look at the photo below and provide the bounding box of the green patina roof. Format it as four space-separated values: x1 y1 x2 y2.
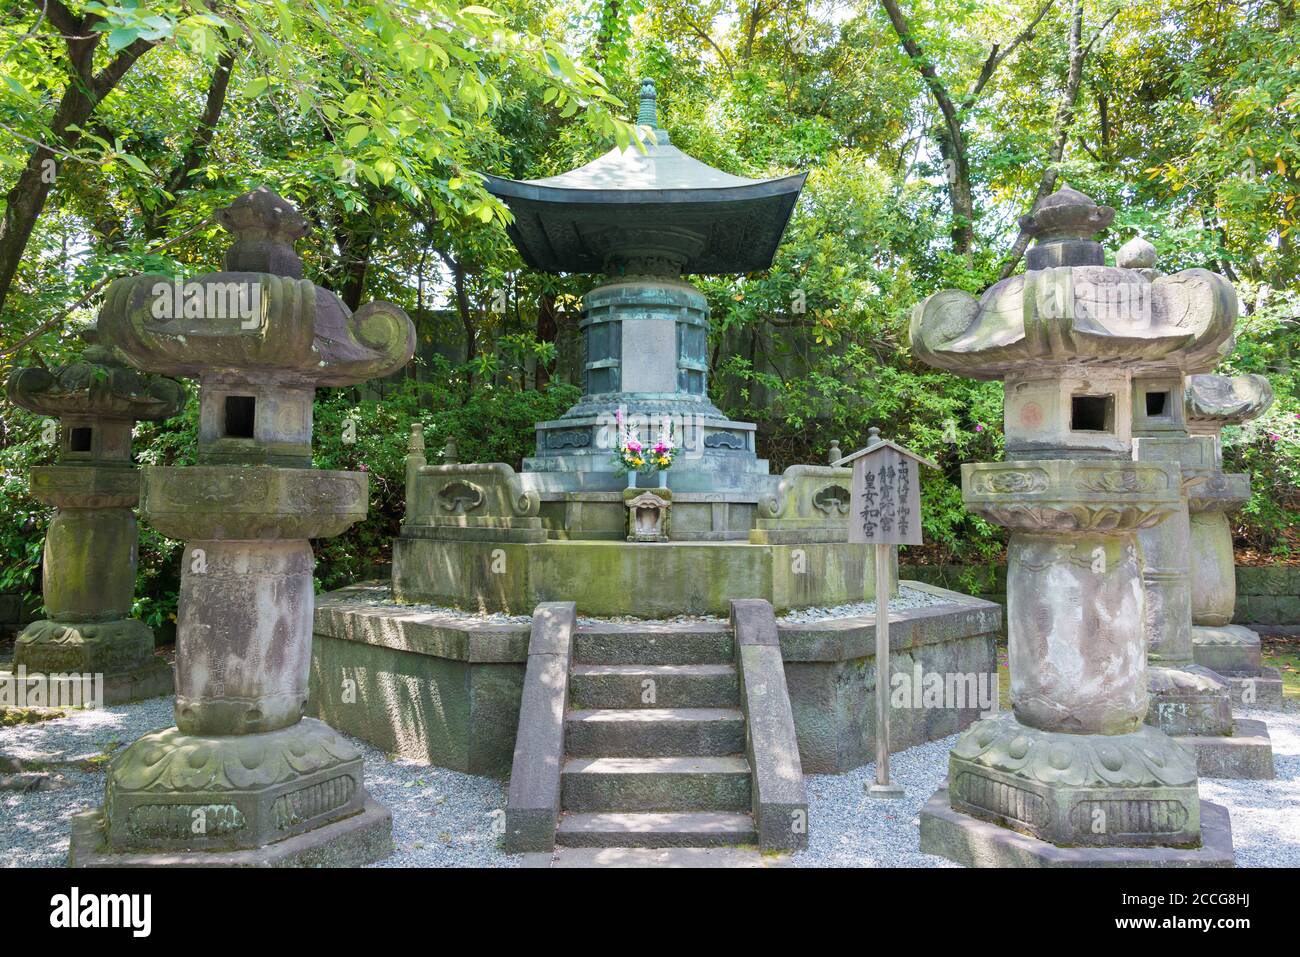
483 79 806 275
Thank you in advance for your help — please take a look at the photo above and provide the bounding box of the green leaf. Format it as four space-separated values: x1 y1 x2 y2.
106 28 141 55
242 77 270 99
119 153 153 176
346 125 368 147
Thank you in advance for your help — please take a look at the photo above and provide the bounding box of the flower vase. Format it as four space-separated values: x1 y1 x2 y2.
626 468 638 490
657 469 669 490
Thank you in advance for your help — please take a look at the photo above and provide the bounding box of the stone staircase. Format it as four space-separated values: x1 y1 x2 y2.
560 622 756 848
503 603 807 855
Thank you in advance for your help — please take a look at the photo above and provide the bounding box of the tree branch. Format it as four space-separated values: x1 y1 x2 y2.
970 0 1057 99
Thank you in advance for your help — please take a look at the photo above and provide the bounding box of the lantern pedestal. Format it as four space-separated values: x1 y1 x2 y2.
920 789 1235 868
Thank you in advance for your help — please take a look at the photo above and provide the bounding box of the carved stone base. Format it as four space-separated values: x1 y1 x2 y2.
69 794 392 868
920 789 1234 868
15 617 154 675
1192 625 1262 675
947 712 1201 847
1225 670 1284 710
103 717 369 852
1146 664 1233 737
1173 718 1275 780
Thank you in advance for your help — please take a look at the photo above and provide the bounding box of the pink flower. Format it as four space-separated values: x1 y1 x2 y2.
628 441 642 452
975 424 984 432
359 463 369 471
1268 432 1281 442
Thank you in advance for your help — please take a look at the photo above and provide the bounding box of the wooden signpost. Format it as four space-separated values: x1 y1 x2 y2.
834 427 937 798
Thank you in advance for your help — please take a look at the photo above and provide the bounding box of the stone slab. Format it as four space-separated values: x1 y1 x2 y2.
1174 718 1275 780
391 537 877 618
309 633 523 774
541 846 788 868
103 659 175 704
620 318 679 393
1226 670 1284 710
69 795 393 867
732 599 808 852
503 602 575 852
919 789 1234 868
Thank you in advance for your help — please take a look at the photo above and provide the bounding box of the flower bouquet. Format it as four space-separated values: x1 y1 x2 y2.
611 411 676 474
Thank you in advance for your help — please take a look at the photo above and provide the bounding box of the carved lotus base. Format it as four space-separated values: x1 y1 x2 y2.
103 718 371 853
15 617 154 675
1145 664 1233 737
948 712 1201 847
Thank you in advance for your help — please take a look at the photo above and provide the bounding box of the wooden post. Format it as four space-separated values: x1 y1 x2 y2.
832 427 936 800
871 542 904 797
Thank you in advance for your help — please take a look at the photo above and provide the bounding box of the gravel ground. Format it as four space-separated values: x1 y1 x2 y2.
778 586 951 623
3 698 1296 868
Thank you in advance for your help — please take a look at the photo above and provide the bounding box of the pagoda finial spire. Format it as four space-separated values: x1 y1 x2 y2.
637 77 657 128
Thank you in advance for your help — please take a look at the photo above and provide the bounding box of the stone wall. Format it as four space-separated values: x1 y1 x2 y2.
1235 566 1300 635
900 563 1300 634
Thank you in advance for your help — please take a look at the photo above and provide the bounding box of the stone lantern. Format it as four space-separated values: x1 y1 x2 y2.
5 328 184 703
70 187 415 866
1184 373 1281 708
911 186 1236 865
1118 245 1274 779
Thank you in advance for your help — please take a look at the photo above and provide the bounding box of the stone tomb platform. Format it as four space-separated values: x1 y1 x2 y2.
309 582 1002 776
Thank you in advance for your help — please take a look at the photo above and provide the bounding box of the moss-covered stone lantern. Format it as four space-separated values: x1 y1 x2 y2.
1118 242 1275 780
70 187 415 866
1184 373 1282 708
910 186 1238 865
5 328 184 702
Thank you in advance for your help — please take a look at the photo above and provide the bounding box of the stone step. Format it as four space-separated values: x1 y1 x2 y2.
565 708 746 757
570 663 740 710
572 624 734 665
555 811 758 848
561 756 752 812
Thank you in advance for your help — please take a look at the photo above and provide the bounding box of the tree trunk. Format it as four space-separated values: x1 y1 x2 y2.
335 221 374 312
0 3 158 318
144 46 238 239
997 0 1101 280
937 127 974 255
